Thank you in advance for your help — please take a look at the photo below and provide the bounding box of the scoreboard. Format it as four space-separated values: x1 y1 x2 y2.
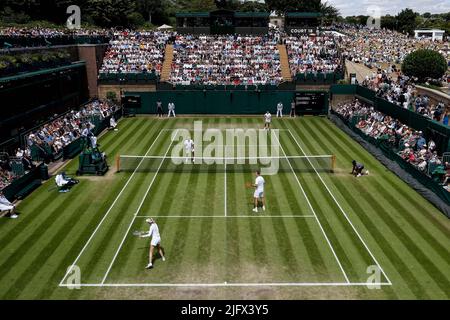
295 91 328 115
121 95 141 109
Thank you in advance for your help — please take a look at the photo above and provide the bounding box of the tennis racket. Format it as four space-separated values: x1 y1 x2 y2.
133 230 146 237
245 182 253 189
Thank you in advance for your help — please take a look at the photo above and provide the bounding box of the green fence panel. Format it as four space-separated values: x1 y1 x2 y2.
126 91 298 115
2 164 43 201
330 84 357 95
63 138 82 160
356 85 376 101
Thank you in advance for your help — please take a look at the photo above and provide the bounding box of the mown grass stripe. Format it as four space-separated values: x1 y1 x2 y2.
331 177 430 298
34 177 128 298
282 120 370 282
196 172 216 264
2 182 98 299
67 125 169 284
0 190 61 245
354 181 450 297
0 181 87 287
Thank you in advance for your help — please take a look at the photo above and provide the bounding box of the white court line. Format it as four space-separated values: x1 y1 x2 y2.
59 129 165 286
273 132 350 284
100 130 179 285
287 128 392 285
135 215 316 218
224 163 227 217
161 128 293 132
59 282 391 288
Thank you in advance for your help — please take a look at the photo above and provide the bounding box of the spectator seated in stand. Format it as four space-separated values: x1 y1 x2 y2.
99 30 173 76
335 99 447 188
284 34 341 76
170 33 283 86
25 99 117 162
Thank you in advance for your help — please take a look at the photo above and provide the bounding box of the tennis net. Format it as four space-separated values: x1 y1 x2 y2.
116 155 336 173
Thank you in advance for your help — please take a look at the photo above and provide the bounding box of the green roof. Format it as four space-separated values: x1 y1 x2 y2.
234 12 270 18
0 61 85 83
176 11 270 18
176 12 210 18
286 12 322 18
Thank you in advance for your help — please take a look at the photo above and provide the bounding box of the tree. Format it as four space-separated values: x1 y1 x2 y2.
238 1 268 12
190 0 216 11
136 0 160 23
214 0 239 10
381 15 397 30
135 0 170 25
402 49 448 82
343 16 359 25
396 8 418 35
86 0 136 27
320 1 339 24
127 12 146 28
265 0 321 15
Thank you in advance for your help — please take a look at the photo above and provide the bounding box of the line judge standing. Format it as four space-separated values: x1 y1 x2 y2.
276 101 283 118
290 99 296 117
156 99 163 118
168 101 176 117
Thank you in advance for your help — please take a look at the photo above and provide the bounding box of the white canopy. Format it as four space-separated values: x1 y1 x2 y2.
157 24 173 30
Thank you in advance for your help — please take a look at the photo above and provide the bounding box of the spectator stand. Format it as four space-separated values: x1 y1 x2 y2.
330 95 450 210
331 84 450 153
0 151 47 203
20 99 121 163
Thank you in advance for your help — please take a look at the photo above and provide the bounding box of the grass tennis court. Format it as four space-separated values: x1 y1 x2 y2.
0 116 449 299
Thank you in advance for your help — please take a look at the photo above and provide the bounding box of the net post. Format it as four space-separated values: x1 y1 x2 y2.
116 155 120 172
331 154 336 173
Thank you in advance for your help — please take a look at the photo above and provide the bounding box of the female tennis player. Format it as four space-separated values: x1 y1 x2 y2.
140 218 165 269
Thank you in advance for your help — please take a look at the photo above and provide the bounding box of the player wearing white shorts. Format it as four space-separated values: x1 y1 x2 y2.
183 138 194 163
140 218 165 269
264 111 272 130
252 170 266 213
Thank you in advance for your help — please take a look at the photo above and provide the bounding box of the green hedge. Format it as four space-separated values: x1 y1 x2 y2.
0 50 71 77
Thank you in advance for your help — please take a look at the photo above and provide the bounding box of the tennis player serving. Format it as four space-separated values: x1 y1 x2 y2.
252 170 266 213
140 218 165 269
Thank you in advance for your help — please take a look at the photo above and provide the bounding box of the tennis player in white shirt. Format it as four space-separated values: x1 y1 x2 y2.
183 138 194 163
252 170 266 213
140 218 165 269
264 111 272 130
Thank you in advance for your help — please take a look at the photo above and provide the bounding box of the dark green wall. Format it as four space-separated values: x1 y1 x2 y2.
125 91 297 115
